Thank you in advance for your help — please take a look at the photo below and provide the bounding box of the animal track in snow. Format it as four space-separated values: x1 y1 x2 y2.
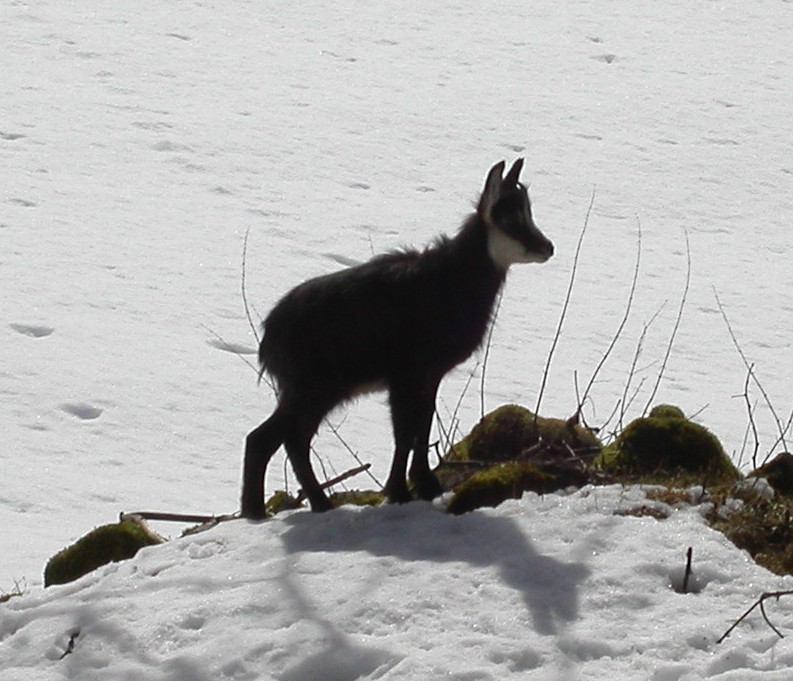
206 338 256 355
323 252 361 268
10 323 54 338
9 198 37 207
60 402 104 420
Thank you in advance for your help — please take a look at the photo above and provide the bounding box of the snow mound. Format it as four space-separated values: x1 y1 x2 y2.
3 486 793 680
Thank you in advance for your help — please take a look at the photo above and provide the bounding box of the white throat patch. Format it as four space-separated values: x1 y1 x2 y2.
486 228 539 269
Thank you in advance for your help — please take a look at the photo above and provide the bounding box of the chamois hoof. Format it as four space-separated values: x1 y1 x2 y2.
384 483 413 505
307 496 334 513
412 473 443 501
241 505 267 521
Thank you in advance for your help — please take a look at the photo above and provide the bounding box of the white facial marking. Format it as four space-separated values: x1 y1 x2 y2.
487 228 531 269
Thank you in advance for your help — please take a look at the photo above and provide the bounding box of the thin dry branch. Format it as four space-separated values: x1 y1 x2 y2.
577 215 642 419
480 289 504 418
714 288 789 457
616 302 665 431
718 590 793 643
642 230 691 415
241 228 261 344
742 364 761 469
437 360 479 454
322 420 383 489
535 189 596 421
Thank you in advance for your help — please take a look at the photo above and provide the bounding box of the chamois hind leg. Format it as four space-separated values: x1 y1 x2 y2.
384 387 416 503
283 403 334 513
384 381 433 504
408 381 443 501
241 405 288 519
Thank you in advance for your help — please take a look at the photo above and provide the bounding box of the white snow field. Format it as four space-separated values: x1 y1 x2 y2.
2 0 793 676
3 488 793 680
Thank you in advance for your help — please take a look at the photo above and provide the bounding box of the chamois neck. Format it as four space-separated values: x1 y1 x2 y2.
450 213 505 277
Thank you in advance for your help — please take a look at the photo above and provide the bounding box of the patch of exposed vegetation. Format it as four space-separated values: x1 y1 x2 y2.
44 518 163 587
265 490 304 515
445 404 601 464
446 462 554 515
437 404 601 506
750 452 793 497
329 490 385 508
614 505 671 520
708 495 793 576
597 404 739 487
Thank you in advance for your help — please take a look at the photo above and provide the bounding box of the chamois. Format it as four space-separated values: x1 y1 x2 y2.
241 159 554 518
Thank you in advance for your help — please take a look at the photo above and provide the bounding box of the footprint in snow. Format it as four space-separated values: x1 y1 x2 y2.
10 323 54 338
60 403 104 420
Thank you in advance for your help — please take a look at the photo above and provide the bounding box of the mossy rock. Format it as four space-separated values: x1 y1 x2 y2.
445 404 601 464
447 462 561 515
598 404 739 486
750 452 793 496
44 518 163 587
648 404 686 420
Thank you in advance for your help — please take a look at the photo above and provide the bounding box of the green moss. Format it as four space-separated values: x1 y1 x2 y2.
446 404 601 463
648 404 686 420
447 462 554 515
44 519 163 587
597 405 738 486
265 491 303 516
329 490 385 508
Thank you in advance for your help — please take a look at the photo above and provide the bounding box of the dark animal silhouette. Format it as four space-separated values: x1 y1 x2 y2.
241 159 554 518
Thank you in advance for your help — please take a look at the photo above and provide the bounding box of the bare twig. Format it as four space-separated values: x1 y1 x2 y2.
296 463 373 501
718 590 793 643
577 215 642 420
535 189 596 422
59 630 80 660
714 288 789 457
437 360 480 454
121 511 237 524
642 230 691 415
742 364 761 469
617 302 665 431
682 547 693 594
323 420 383 489
241 228 261 344
480 290 504 418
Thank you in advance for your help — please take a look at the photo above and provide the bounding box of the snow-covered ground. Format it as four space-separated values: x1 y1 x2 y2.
3 0 793 674
3 487 793 680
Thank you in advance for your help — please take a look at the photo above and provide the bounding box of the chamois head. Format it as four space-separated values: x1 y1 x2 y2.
478 159 554 270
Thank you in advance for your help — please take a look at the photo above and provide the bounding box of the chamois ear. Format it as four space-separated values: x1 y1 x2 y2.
479 160 506 213
503 158 524 187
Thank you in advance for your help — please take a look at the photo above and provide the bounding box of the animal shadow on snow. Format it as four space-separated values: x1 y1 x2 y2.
281 503 589 637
